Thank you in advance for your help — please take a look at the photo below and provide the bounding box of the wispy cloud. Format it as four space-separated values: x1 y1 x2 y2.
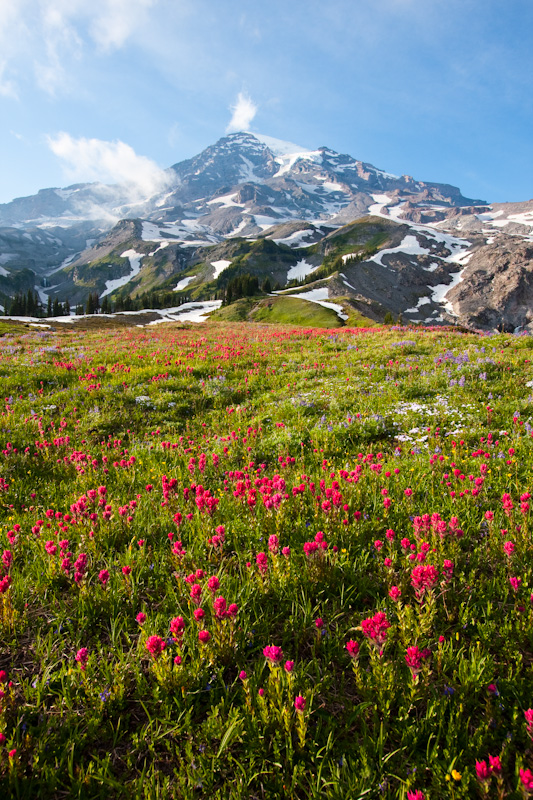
226 92 258 133
47 132 172 196
89 0 157 52
0 0 161 97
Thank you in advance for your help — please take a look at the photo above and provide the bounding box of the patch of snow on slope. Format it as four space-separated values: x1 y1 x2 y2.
342 252 360 264
273 229 316 247
100 249 143 298
228 218 248 237
211 260 232 278
248 132 309 156
404 296 431 314
207 193 244 208
147 301 222 325
340 273 357 291
286 260 318 282
174 276 196 291
286 287 348 320
370 235 430 267
240 155 263 184
368 194 392 217
430 252 473 314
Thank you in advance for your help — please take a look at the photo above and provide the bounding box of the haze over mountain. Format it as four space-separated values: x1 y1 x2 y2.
1 131 532 332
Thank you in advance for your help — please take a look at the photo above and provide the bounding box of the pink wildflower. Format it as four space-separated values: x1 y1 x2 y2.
389 586 401 601
520 768 533 792
361 611 390 651
294 695 306 712
256 552 268 574
411 564 439 599
98 569 110 586
263 645 284 664
213 596 227 618
488 755 502 774
405 645 429 679
346 640 360 659
136 612 146 625
75 647 89 671
198 630 211 643
170 617 185 638
145 635 166 658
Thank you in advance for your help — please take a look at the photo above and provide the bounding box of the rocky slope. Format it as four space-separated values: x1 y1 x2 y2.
0 131 532 329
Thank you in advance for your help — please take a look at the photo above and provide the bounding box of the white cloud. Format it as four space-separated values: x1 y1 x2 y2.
226 92 258 133
47 132 172 196
89 0 157 52
0 0 161 96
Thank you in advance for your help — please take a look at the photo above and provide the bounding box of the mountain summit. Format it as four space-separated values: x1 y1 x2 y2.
1 132 532 331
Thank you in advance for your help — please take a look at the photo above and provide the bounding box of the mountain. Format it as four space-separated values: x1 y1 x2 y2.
0 131 532 330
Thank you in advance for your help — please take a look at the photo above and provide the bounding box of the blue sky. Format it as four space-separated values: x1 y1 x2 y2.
0 0 532 205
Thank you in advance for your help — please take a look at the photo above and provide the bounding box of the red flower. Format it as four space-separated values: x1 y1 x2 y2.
145 635 166 659
263 645 284 664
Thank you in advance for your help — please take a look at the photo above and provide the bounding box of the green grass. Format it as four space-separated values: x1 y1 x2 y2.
0 321 533 798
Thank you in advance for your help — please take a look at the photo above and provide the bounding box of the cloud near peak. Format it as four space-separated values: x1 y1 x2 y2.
47 132 171 196
226 92 258 133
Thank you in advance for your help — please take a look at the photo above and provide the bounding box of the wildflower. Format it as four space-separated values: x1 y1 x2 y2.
198 630 211 643
520 769 533 792
75 647 89 671
174 655 182 666
256 552 268 574
194 608 205 622
98 569 110 586
282 546 291 557
213 596 227 618
190 583 202 605
284 660 294 673
411 564 439 600
136 612 147 625
488 755 502 774
475 760 490 783
294 695 306 712
442 559 454 581
170 617 185 638
207 576 220 594
239 670 247 681
406 791 425 800
145 635 166 658
503 541 515 557
263 645 284 664
268 534 279 554
509 576 522 592
346 640 360 659
389 586 401 601
361 611 390 651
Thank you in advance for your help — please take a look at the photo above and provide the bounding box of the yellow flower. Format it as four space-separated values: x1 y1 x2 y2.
451 769 461 781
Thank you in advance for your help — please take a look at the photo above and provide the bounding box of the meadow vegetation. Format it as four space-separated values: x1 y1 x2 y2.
0 320 533 798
